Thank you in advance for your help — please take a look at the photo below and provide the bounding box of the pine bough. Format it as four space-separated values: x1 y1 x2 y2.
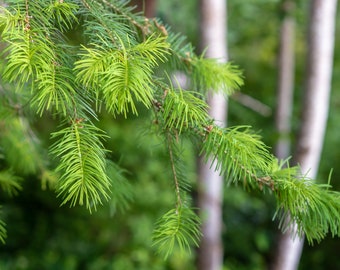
0 0 339 257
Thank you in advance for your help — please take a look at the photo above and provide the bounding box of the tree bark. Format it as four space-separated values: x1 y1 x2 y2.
274 0 295 160
197 0 227 270
294 0 337 175
271 2 299 269
272 1 337 269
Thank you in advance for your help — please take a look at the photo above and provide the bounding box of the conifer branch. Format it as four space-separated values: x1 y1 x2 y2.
74 35 170 116
50 120 111 212
273 172 340 243
45 1 78 32
0 0 339 256
200 124 340 243
201 125 272 184
0 1 79 116
80 0 125 44
150 107 203 257
162 88 209 133
152 206 201 259
191 58 244 95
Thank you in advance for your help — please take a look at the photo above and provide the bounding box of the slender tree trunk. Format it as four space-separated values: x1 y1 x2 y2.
275 0 295 160
197 0 227 269
271 1 299 269
273 1 337 269
295 0 337 175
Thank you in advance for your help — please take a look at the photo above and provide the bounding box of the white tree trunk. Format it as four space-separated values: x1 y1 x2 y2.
271 2 299 269
275 0 295 160
295 0 337 175
197 0 227 270
274 1 337 270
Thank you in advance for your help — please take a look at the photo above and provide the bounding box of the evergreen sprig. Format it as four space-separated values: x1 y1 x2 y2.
45 1 78 31
150 128 201 254
200 124 340 243
0 1 80 115
96 0 147 35
34 62 77 116
201 125 272 185
191 57 244 95
74 35 170 116
152 206 201 259
162 88 209 134
78 1 134 46
273 172 340 243
50 121 111 212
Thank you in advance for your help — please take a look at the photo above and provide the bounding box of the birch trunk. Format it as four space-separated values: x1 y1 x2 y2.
273 1 337 269
271 1 298 269
197 0 227 269
274 0 295 161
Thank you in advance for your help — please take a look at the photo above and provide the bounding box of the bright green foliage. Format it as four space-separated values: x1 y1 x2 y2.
273 173 340 243
152 206 201 259
50 121 111 212
0 0 339 260
201 125 340 243
74 35 170 116
0 1 79 116
45 1 78 31
201 125 272 184
192 57 244 95
162 89 208 133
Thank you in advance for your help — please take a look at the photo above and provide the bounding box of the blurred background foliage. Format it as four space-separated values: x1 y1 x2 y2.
0 0 339 269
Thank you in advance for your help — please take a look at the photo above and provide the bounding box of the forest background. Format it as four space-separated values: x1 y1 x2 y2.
0 0 339 269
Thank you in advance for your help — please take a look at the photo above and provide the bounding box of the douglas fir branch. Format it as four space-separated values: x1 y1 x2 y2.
0 0 339 257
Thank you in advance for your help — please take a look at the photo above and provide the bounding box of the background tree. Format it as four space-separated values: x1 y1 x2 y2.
197 0 228 269
274 0 295 160
271 1 297 269
285 0 338 269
